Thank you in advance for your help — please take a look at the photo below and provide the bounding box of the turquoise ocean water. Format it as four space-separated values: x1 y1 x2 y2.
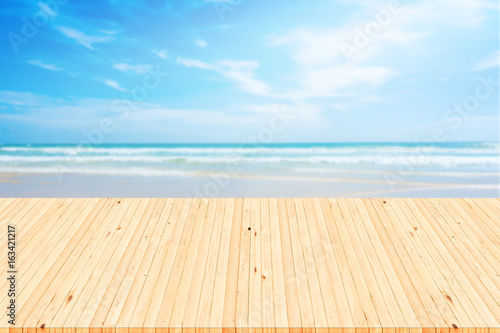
0 142 498 182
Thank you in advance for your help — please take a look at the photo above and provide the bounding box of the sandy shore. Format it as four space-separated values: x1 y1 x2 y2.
0 172 498 197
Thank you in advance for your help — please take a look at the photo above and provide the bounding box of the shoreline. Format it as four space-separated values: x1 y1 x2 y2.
1 172 498 198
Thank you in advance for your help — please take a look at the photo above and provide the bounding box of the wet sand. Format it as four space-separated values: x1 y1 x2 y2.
0 172 498 197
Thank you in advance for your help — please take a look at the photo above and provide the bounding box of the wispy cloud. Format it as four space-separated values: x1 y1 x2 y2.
0 91 60 106
56 26 114 50
268 26 399 99
0 92 263 131
113 63 152 74
153 49 169 59
473 50 499 71
195 39 208 48
266 0 498 101
177 57 271 96
27 59 65 71
38 1 58 17
103 79 127 92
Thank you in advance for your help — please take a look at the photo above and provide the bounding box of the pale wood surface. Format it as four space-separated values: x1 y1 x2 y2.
0 198 499 333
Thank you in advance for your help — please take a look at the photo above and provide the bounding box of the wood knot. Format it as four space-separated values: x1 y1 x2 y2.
117 226 122 230
254 231 257 236
254 267 257 273
248 227 251 231
413 227 418 231
445 294 453 303
40 324 46 329
262 275 266 280
67 294 73 302
452 324 458 329
117 201 121 204
383 201 386 204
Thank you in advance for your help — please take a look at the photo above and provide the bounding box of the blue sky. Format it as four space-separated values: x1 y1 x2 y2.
0 0 498 143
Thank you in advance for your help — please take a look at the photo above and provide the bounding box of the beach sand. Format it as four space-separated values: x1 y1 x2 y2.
1 172 498 197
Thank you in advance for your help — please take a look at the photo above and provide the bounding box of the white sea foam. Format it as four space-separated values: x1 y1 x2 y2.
0 154 498 166
0 167 191 177
1 144 498 156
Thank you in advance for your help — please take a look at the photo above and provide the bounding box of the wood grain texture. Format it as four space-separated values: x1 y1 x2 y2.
0 198 498 333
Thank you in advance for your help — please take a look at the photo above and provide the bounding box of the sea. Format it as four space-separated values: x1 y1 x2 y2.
0 142 498 196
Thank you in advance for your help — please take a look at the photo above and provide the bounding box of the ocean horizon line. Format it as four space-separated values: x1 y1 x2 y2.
0 141 498 147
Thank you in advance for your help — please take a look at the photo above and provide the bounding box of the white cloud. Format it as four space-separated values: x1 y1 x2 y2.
473 50 499 71
0 92 264 132
267 0 497 101
153 49 169 59
177 57 271 96
113 63 151 74
103 80 127 92
0 91 60 106
38 1 57 17
270 26 349 68
99 30 118 35
27 59 64 71
401 0 498 27
269 26 400 99
56 26 114 50
299 65 397 98
195 39 208 48
177 57 214 70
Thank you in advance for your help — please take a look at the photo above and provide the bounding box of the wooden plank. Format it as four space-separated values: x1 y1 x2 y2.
222 198 244 329
260 197 275 332
455 199 500 248
236 198 252 329
16 199 97 324
249 198 262 330
182 198 218 329
23 199 110 328
410 199 500 323
361 198 438 328
388 199 494 328
277 197 302 330
343 199 406 327
155 198 201 327
318 198 367 328
209 198 236 329
142 198 193 327
375 198 473 327
58 199 141 327
433 199 500 287
127 198 178 328
97 199 163 327
328 199 381 328
310 199 354 328
77 198 152 328
416 199 500 304
285 198 315 329
337 199 393 328
293 198 328 330
47 198 127 328
370 198 460 328
0 198 497 333
399 199 500 325
0 199 62 270
113 198 170 328
195 198 226 328
168 198 209 328
268 198 288 330
352 199 420 328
